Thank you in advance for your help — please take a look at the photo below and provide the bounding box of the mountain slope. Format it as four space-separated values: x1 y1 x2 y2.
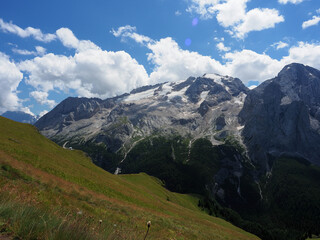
35 74 248 153
33 63 320 240
0 116 259 240
1 111 37 124
239 63 320 170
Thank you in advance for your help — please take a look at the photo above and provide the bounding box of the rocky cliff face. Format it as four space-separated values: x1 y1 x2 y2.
36 73 248 153
239 63 320 171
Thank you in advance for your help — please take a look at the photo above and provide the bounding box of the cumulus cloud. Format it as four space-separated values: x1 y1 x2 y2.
187 0 219 20
187 0 284 38
213 0 248 27
56 28 99 52
19 28 149 99
272 41 289 50
12 48 36 56
278 0 304 4
12 46 47 56
30 91 56 108
216 42 230 51
281 42 320 70
0 18 56 42
111 25 153 45
112 26 226 83
234 8 284 38
112 25 320 85
224 50 282 83
147 37 226 83
0 52 23 113
302 16 320 29
20 107 36 117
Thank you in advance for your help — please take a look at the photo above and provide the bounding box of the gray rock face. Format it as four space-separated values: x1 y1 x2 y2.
239 63 320 169
35 63 320 172
35 74 248 154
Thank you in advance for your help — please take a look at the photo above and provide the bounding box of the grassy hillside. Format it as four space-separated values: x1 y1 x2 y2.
0 116 259 240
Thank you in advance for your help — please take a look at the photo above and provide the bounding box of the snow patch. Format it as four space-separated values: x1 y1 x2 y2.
200 91 209 101
167 86 189 102
233 93 246 105
123 88 156 102
203 73 222 84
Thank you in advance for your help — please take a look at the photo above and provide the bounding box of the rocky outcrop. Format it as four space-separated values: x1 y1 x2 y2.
239 63 320 170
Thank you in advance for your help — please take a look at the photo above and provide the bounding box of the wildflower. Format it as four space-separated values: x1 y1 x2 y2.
144 221 151 240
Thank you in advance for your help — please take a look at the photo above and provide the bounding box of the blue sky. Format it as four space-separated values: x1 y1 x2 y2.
0 0 319 116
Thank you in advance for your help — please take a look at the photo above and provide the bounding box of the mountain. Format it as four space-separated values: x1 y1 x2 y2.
240 63 320 170
34 63 320 240
35 74 248 152
0 116 259 240
1 111 37 124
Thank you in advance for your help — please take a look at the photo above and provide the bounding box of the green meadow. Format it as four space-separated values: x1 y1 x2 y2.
0 116 259 239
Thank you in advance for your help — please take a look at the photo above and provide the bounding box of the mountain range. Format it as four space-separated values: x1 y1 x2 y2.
32 63 320 239
1 111 38 124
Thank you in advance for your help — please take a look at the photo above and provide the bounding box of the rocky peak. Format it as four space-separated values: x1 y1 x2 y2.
240 63 320 169
35 73 248 152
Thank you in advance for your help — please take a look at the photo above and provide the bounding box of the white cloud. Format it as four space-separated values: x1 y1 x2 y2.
278 0 304 4
272 41 289 50
0 52 23 113
30 91 56 108
56 28 79 49
214 37 224 42
20 107 35 117
187 1 284 38
213 0 248 27
302 16 320 29
19 28 149 99
0 18 56 42
147 37 226 83
234 8 284 38
224 50 282 83
281 42 320 70
227 42 320 84
56 28 99 52
186 0 219 20
317 9 320 14
112 26 226 83
35 46 46 56
111 25 153 45
38 110 48 118
12 46 47 56
12 48 36 56
216 42 230 51
175 10 182 16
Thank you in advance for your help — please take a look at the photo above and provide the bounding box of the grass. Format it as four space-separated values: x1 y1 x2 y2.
0 116 259 239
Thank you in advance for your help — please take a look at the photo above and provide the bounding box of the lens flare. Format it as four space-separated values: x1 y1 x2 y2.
192 18 199 26
185 38 192 46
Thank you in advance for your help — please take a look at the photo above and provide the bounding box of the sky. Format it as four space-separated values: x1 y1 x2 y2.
0 0 320 116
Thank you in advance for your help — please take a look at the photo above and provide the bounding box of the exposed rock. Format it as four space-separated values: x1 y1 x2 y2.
239 63 320 169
